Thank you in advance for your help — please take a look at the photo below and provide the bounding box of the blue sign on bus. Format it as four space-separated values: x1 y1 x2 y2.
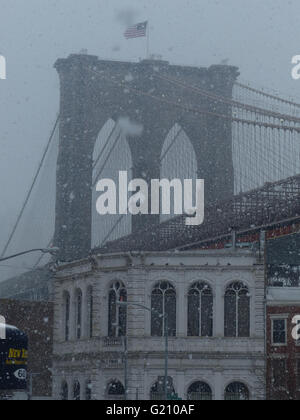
0 324 28 391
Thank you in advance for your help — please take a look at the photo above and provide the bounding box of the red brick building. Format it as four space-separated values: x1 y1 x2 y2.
267 288 300 400
0 299 53 399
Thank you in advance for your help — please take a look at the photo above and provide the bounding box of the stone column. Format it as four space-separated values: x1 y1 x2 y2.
80 376 86 400
91 366 104 400
67 377 72 401
177 280 186 337
127 267 147 338
69 289 76 341
215 283 224 337
213 370 223 400
52 373 61 400
176 371 186 399
81 286 88 339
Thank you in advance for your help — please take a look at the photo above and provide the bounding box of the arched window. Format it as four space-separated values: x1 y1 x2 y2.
87 287 93 339
160 124 198 223
85 380 92 401
150 378 176 401
225 382 249 401
106 380 125 400
75 289 83 340
188 283 213 337
151 282 176 337
108 281 127 337
61 381 68 401
187 382 212 401
225 282 250 338
63 292 70 342
73 381 81 401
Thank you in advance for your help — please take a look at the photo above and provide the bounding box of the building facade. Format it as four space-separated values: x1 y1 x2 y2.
52 249 265 400
267 288 300 400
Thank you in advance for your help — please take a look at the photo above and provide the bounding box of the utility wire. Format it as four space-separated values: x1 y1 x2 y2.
0 116 60 258
33 239 53 268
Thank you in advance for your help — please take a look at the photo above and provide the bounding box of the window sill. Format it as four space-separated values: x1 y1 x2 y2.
271 343 287 347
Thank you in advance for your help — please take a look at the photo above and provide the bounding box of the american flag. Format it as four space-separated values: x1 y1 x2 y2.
124 21 148 39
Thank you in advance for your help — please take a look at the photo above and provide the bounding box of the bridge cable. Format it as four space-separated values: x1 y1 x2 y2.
93 123 118 171
0 116 60 258
155 74 300 124
88 68 300 134
92 130 122 188
235 82 300 109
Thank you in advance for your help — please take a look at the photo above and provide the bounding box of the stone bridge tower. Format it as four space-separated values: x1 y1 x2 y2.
54 54 239 261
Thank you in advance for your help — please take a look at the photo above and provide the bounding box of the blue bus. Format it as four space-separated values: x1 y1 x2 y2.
0 323 28 397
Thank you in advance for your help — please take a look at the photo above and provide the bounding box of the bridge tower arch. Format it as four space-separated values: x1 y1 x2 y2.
54 54 239 261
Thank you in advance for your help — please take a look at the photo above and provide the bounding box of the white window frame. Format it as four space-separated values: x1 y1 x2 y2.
271 315 288 347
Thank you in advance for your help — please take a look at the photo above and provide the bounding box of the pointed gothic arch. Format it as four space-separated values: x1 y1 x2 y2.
160 124 198 223
91 119 133 248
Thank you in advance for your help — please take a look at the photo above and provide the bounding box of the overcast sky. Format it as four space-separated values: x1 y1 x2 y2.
0 0 299 277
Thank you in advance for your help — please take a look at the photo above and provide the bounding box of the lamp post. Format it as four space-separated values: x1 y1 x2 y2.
0 247 59 263
117 301 169 400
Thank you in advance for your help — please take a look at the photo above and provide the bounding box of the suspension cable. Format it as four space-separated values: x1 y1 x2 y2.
88 68 300 134
0 116 60 258
235 82 300 109
156 73 300 124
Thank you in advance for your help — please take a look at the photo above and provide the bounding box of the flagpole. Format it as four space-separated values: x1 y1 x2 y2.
146 21 150 59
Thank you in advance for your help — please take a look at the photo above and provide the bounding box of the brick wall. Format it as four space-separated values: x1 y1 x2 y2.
267 305 300 400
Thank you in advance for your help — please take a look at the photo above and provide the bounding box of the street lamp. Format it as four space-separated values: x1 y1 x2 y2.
0 247 59 263
117 301 169 400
